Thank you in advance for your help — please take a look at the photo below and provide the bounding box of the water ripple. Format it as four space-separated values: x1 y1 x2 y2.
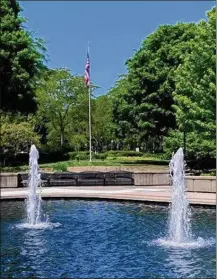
1 200 216 279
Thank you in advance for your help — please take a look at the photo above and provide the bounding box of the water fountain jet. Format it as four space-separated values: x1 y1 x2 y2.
26 144 42 225
16 144 61 229
168 147 191 242
153 147 215 249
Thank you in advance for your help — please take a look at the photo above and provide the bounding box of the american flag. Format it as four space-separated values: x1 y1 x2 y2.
84 51 90 86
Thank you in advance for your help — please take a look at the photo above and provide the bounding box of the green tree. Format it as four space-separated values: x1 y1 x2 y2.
92 95 114 152
0 121 40 166
163 130 216 159
69 134 88 152
115 23 198 151
109 75 139 150
172 7 216 157
67 84 90 151
0 0 46 113
36 69 89 149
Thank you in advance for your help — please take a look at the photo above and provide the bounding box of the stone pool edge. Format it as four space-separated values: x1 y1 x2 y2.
1 172 216 194
1 186 216 207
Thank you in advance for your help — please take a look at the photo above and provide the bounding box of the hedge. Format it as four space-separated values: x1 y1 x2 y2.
68 150 148 160
68 151 89 160
68 151 107 160
106 151 144 157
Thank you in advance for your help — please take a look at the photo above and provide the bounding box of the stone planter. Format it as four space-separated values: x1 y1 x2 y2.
0 173 18 188
185 176 216 193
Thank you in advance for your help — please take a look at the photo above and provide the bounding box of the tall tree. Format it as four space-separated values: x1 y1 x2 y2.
92 95 114 152
0 120 40 166
36 69 89 149
68 82 90 151
109 75 139 150
118 23 198 151
0 0 46 113
172 7 216 157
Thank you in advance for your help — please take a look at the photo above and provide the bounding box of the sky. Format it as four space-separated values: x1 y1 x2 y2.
20 1 214 96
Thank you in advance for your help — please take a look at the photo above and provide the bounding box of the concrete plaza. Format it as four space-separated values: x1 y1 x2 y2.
1 186 215 206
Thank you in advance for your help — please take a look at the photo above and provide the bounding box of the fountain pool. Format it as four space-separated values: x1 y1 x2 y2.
1 200 215 279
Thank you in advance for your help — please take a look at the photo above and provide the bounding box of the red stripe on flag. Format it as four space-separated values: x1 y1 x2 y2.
84 52 90 86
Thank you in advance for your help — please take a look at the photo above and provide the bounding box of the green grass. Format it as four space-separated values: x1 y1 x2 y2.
200 170 216 176
2 155 215 175
40 159 122 168
1 165 29 172
1 156 169 172
52 162 68 172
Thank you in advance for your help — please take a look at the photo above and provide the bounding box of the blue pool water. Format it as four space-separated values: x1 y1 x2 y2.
1 200 216 278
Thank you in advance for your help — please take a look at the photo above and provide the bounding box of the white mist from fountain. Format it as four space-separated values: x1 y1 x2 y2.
168 147 191 242
17 145 60 229
153 147 215 248
26 144 42 225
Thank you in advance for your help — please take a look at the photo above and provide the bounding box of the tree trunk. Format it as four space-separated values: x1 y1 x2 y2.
160 136 163 152
152 140 155 153
183 131 187 157
60 132 64 146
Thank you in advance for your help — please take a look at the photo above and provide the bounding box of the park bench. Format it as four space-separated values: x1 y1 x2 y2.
77 171 105 186
48 172 78 186
18 171 135 187
104 171 134 186
18 172 50 187
77 171 134 186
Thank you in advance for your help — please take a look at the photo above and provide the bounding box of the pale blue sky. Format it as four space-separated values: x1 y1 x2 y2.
20 1 214 96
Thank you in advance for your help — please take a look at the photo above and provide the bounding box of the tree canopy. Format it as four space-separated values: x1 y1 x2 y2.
172 7 216 157
0 0 46 113
108 7 216 157
36 69 88 149
1 2 215 167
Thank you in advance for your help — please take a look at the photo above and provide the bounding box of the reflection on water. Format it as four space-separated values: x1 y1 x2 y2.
154 236 216 249
165 242 216 279
1 200 216 279
166 248 200 278
22 229 47 257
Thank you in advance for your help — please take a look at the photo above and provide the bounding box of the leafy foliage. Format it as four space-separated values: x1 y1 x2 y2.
109 75 139 149
0 0 46 113
92 95 114 152
36 69 88 149
106 150 144 157
0 120 40 165
108 8 216 159
52 162 68 172
125 23 197 142
164 130 216 159
172 7 216 157
2 3 215 166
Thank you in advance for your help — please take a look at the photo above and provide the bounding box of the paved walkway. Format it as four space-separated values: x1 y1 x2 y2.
1 186 216 206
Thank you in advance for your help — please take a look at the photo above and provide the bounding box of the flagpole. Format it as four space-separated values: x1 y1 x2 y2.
88 42 92 162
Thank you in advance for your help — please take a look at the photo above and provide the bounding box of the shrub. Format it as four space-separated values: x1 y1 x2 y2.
1 121 40 166
53 162 68 172
68 151 107 161
68 151 89 160
141 153 170 160
201 171 216 176
39 151 69 164
163 130 216 160
94 153 107 160
122 159 169 165
106 151 144 157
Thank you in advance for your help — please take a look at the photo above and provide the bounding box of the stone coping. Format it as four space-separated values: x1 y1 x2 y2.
1 172 216 178
133 171 169 174
185 176 216 180
0 173 19 176
1 186 216 206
